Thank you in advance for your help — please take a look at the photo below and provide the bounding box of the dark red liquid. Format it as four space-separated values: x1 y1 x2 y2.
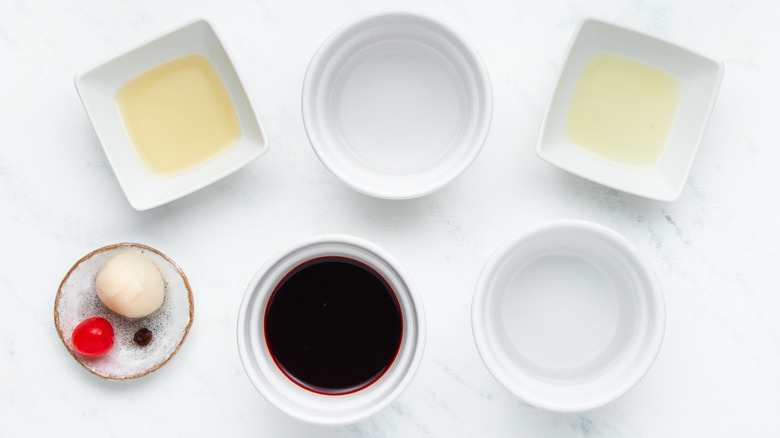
264 256 403 395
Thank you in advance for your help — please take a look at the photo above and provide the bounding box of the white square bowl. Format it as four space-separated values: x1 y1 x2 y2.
537 18 724 201
75 19 268 210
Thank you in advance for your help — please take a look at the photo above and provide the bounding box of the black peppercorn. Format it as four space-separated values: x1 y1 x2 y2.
134 328 153 346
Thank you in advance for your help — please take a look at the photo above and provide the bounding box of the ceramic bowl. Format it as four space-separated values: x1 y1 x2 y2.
75 19 268 210
472 220 665 412
237 235 426 425
537 18 724 201
302 11 492 199
54 243 194 379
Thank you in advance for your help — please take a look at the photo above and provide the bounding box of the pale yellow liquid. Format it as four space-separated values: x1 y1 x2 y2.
565 54 680 167
116 54 241 177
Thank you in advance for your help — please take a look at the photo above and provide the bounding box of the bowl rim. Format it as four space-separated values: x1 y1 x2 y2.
301 9 493 199
472 219 665 412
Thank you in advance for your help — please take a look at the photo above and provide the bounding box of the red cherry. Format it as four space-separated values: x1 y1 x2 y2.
72 317 114 357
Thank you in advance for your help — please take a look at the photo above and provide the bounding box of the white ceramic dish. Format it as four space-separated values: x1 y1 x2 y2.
472 220 665 412
55 243 194 380
237 235 426 425
537 18 724 201
302 11 492 199
75 19 269 210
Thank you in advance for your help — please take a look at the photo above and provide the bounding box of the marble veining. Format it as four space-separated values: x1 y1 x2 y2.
1 0 779 436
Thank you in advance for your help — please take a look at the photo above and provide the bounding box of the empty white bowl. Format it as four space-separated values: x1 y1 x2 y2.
237 235 426 425
472 220 665 412
537 18 724 201
75 19 269 210
302 11 492 199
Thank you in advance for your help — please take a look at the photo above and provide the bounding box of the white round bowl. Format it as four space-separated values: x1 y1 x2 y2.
302 11 492 199
237 235 426 425
472 220 665 412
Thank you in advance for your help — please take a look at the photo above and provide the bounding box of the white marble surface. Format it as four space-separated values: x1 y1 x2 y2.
1 0 778 436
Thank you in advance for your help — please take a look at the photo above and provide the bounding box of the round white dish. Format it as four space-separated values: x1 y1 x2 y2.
472 220 665 412
302 11 492 199
236 234 426 425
